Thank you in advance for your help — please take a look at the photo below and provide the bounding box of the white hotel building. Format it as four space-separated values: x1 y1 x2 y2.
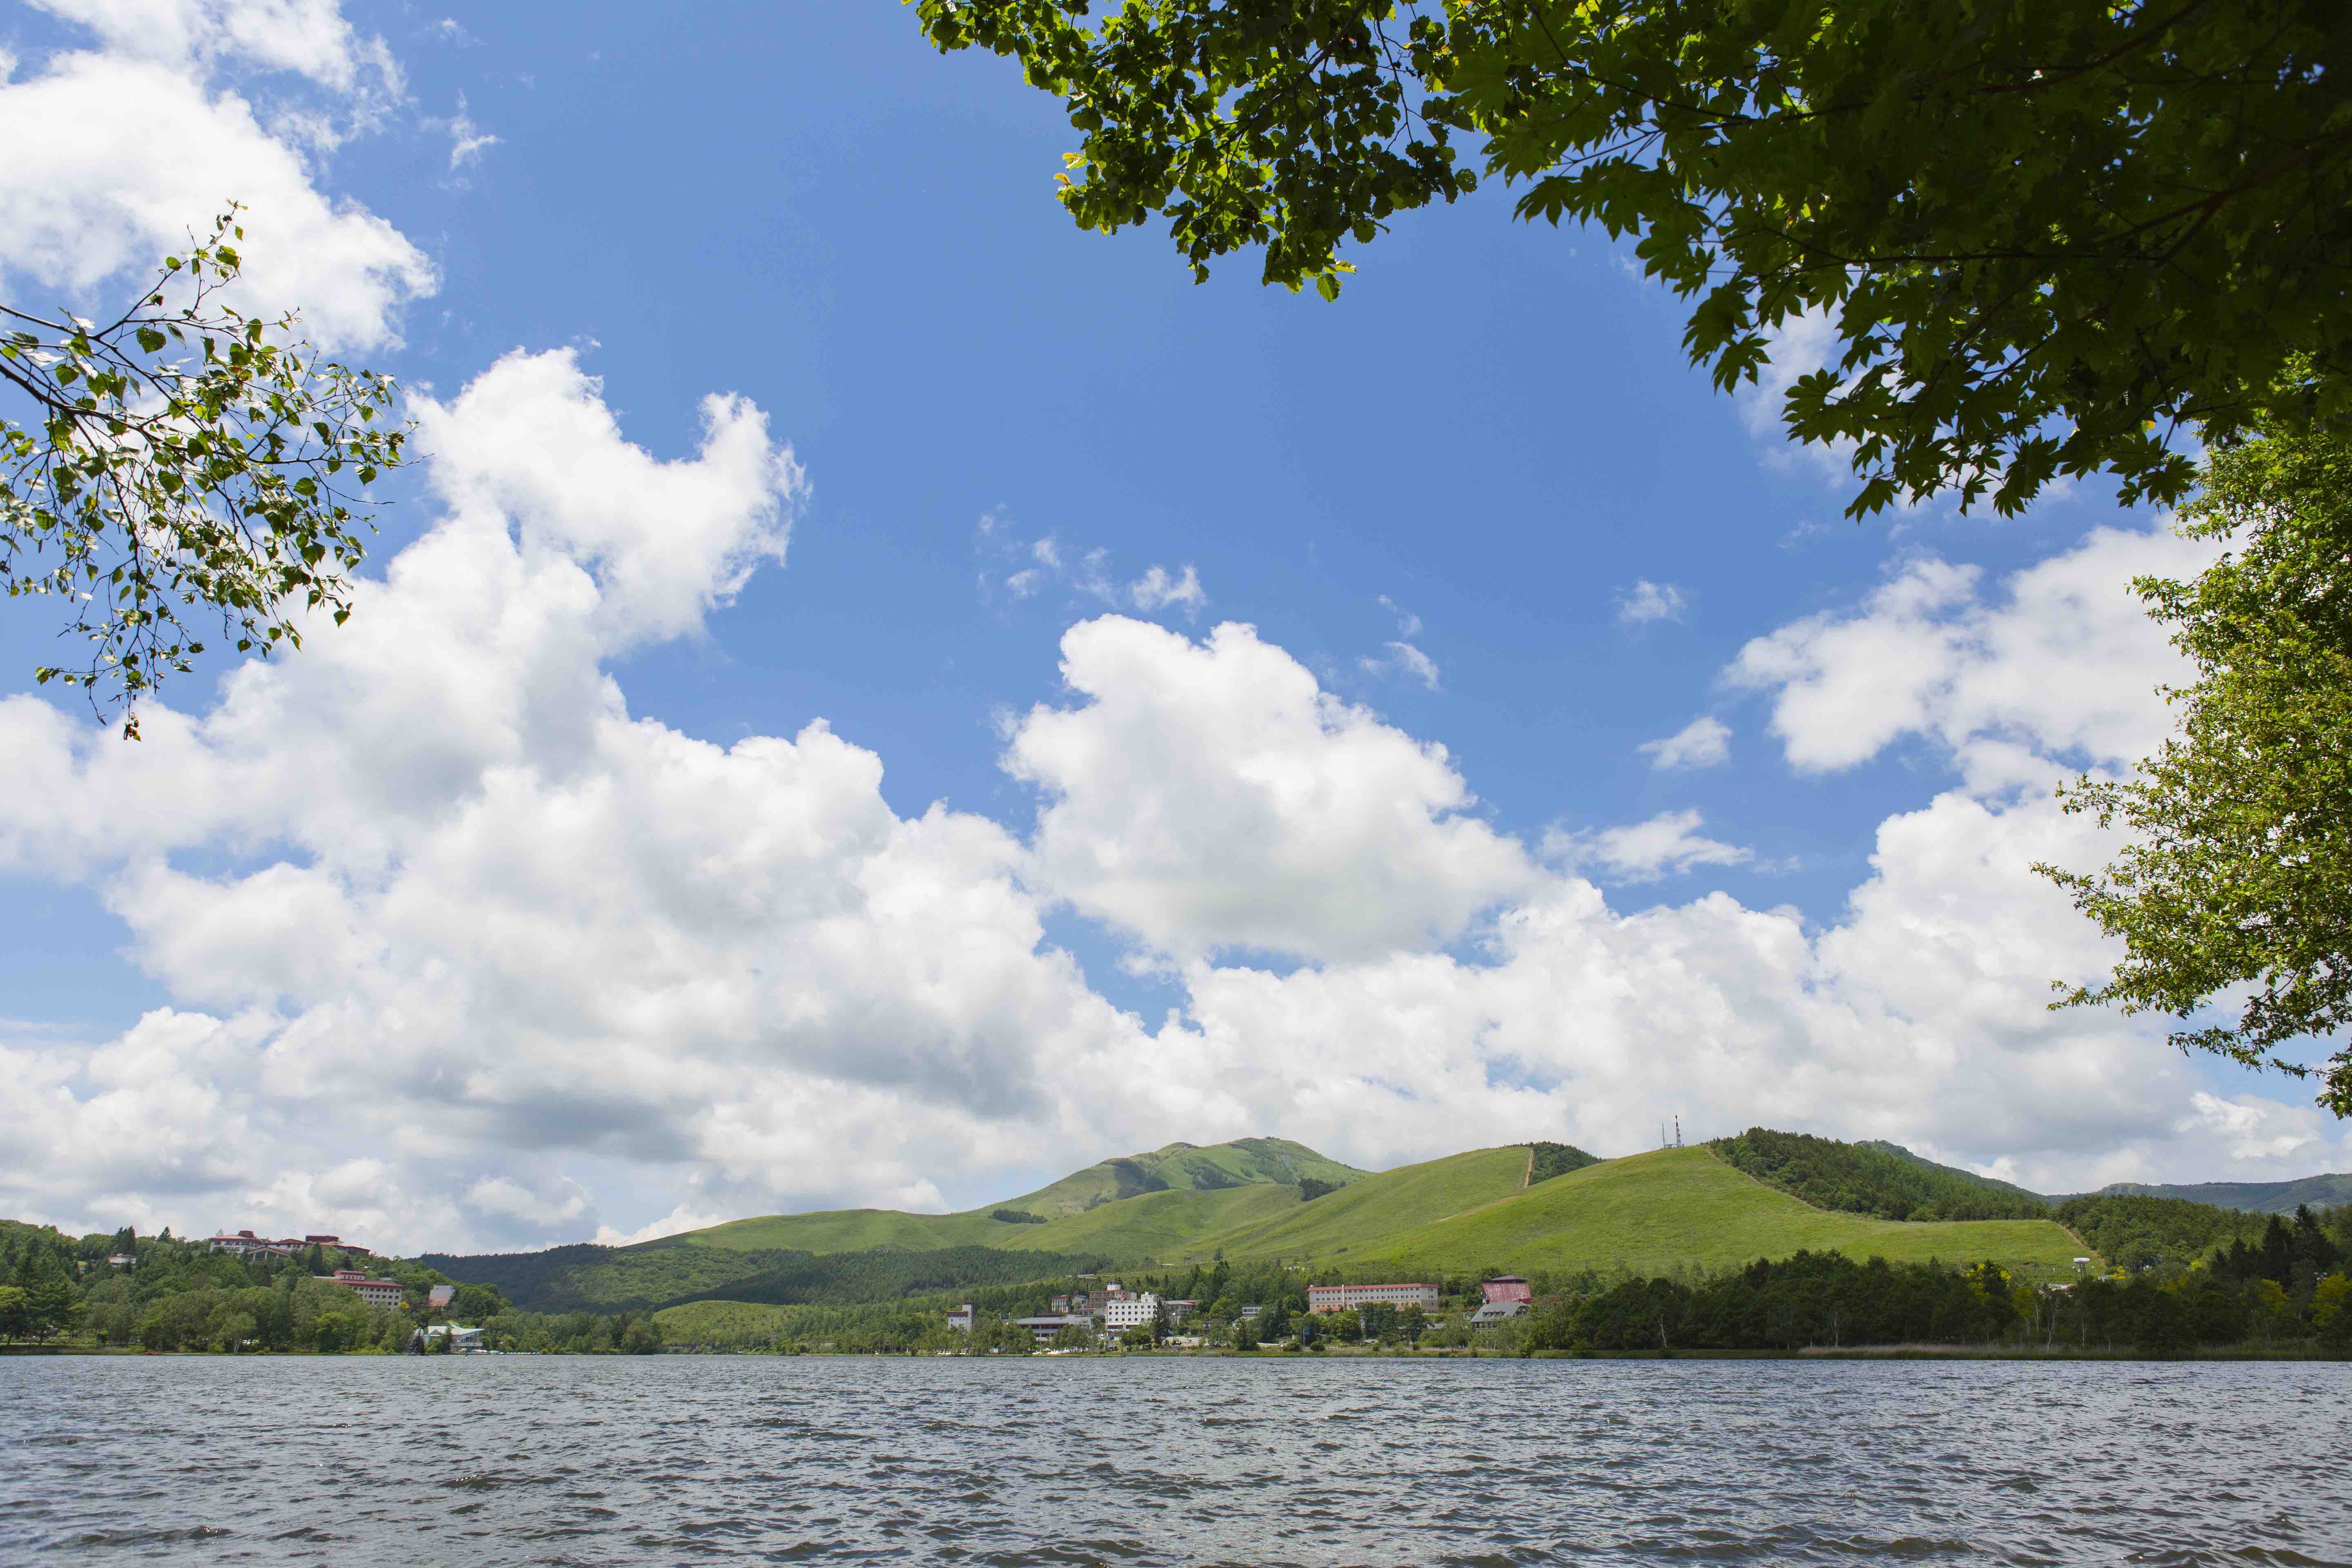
1305 1283 1440 1314
1102 1292 1160 1331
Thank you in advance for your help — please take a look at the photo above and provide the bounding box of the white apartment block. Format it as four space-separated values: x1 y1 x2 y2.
1305 1282 1439 1314
1102 1292 1160 1331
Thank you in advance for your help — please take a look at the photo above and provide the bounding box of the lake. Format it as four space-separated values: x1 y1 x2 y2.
3 1354 2346 1565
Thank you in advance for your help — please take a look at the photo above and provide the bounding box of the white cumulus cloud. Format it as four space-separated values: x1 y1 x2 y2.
1731 526 2219 787
0 5 432 350
1546 808 1752 883
1006 618 1537 963
1639 715 1731 770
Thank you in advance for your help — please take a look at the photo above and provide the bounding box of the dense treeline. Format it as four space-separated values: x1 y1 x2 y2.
2057 1193 2272 1270
425 1239 1115 1314
1528 1142 1599 1185
1495 1207 2352 1355
682 1245 1116 1309
1711 1129 2053 1221
0 1223 659 1355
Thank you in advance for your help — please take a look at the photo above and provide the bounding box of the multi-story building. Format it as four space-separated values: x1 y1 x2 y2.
946 1304 975 1333
1163 1298 1198 1325
1306 1282 1440 1314
208 1229 298 1261
210 1229 374 1261
1102 1292 1160 1332
1481 1276 1533 1305
1468 1300 1526 1330
326 1269 405 1310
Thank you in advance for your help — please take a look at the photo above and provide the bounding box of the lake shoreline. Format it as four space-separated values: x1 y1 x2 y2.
12 1339 2342 1363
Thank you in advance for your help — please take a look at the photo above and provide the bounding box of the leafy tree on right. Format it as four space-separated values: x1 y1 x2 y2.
2040 423 2352 1115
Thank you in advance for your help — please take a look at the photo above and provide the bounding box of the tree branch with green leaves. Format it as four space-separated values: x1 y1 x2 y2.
913 0 2352 519
2038 421 2352 1116
0 205 411 737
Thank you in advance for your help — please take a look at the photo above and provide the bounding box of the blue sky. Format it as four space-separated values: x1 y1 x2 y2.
0 0 2336 1250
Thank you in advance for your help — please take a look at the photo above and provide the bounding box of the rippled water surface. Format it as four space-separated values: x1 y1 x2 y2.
4 1354 2347 1565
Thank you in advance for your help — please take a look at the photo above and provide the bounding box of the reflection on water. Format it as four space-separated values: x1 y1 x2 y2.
3 1354 2346 1565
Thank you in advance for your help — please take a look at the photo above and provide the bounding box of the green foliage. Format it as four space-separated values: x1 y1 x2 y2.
427 1240 1112 1314
1527 1140 1599 1185
2204 1206 2346 1290
2042 427 2352 1114
0 205 410 731
917 0 2348 519
1711 1127 2052 1221
989 1207 1049 1224
2057 1192 2269 1271
1295 1176 1342 1201
2315 1272 2352 1348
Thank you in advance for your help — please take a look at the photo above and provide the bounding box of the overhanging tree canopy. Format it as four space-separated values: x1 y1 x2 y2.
0 207 410 735
915 0 2352 517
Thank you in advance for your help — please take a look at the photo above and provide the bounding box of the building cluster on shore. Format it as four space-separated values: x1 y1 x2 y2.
947 1280 1207 1343
948 1275 1538 1346
209 1225 417 1313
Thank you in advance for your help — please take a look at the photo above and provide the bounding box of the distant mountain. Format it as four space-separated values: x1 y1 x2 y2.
2064 1174 2352 1214
1860 1141 2352 1217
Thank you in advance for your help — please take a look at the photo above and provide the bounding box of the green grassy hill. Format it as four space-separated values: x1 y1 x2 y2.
429 1134 2108 1314
1177 1145 1537 1262
655 1207 1004 1255
1346 1147 2093 1279
658 1136 1366 1256
998 1183 1302 1260
992 1137 1367 1218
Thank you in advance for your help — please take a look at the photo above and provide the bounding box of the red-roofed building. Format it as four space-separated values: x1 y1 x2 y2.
326 1270 405 1310
1481 1276 1532 1305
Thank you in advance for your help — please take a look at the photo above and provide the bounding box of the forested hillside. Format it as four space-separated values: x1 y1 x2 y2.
2056 1194 2270 1270
1712 1129 2054 1221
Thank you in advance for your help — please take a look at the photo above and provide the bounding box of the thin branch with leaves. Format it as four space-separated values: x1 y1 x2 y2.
0 203 412 737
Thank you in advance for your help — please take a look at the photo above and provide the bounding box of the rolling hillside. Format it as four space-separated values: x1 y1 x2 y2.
996 1183 1302 1259
1336 1148 2094 1279
996 1137 1366 1218
1176 1144 1537 1262
662 1136 1365 1255
427 1132 2137 1313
